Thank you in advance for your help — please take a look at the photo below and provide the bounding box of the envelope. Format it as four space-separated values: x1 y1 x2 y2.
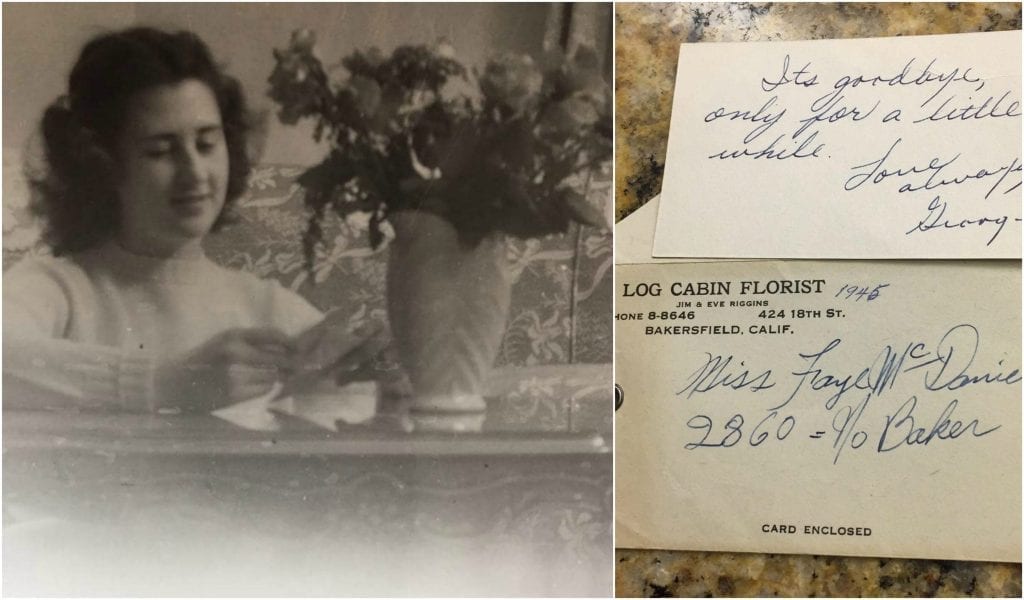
617 195 674 265
614 211 1022 559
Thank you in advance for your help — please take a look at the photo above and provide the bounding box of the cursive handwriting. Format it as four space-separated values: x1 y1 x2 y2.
844 138 1022 199
678 353 776 399
761 54 819 92
903 323 1023 391
914 90 1022 123
680 324 1016 460
811 57 983 113
709 130 825 160
705 96 787 144
877 396 1000 452
780 338 925 411
793 94 878 139
905 196 1020 246
782 324 1019 410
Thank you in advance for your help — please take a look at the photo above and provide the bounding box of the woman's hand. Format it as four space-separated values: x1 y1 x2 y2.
155 327 297 411
284 313 389 395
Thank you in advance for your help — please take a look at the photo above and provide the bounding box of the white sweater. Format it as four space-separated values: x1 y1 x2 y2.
3 241 323 411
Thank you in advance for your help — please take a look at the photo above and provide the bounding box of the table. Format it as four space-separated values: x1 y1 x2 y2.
3 365 613 597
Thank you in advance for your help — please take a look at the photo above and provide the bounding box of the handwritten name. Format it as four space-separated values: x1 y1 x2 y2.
679 324 1015 461
906 196 1020 246
905 323 1022 390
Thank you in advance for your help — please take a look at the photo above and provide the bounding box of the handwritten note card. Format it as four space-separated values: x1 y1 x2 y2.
653 31 1022 259
615 259 1021 561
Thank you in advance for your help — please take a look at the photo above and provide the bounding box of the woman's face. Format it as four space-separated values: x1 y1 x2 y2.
114 79 229 256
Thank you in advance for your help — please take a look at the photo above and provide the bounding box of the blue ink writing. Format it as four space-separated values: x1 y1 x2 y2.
678 353 776 399
761 54 819 92
905 196 1017 246
877 397 1000 452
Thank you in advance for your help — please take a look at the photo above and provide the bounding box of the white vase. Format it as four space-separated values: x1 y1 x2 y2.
386 210 512 412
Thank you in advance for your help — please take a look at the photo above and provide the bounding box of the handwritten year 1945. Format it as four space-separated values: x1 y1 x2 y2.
835 283 888 302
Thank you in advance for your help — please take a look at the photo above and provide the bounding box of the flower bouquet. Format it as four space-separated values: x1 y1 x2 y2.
268 29 611 255
268 30 611 414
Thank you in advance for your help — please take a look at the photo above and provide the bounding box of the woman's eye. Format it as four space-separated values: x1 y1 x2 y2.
196 134 222 154
143 146 172 158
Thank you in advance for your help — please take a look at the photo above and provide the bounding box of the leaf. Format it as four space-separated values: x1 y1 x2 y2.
296 151 357 194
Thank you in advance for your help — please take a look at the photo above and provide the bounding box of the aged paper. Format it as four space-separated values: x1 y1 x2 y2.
617 194 743 265
619 195 707 264
653 31 1022 259
615 259 1021 561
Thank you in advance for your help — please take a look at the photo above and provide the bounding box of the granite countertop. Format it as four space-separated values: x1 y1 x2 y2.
614 2 1022 596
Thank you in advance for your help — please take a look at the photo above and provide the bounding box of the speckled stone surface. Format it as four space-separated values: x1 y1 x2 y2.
614 3 1022 596
616 551 1022 597
615 2 1023 221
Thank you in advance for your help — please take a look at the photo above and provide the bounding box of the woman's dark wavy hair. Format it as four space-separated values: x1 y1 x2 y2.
30 27 252 255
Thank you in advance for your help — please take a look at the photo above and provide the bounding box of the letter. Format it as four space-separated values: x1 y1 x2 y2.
761 54 793 92
882 109 902 123
654 32 1021 259
846 138 900 191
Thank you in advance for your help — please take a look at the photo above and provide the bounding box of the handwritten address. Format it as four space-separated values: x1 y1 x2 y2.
676 323 1020 464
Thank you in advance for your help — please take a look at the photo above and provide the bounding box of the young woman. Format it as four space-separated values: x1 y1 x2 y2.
3 28 369 412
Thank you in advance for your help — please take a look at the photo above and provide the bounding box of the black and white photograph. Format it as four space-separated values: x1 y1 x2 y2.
2 3 613 596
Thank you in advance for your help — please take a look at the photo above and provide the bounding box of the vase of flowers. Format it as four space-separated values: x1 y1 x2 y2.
269 30 611 412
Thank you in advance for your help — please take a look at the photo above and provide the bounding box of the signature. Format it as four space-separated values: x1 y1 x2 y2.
905 196 1020 246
